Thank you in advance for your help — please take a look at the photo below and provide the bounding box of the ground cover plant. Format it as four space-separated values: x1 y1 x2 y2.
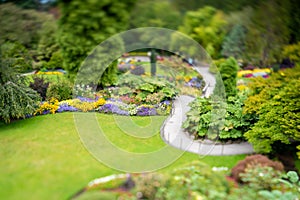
183 92 252 141
75 157 300 200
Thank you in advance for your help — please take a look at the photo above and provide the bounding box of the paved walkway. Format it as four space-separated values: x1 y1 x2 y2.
194 65 216 97
160 66 254 156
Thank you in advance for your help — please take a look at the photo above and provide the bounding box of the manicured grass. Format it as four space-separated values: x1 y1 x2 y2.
0 113 246 200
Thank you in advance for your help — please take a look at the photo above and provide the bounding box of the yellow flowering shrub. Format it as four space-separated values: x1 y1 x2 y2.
237 85 248 91
58 99 74 105
37 71 64 75
68 98 106 112
237 70 252 77
35 98 59 115
252 68 271 73
283 42 300 63
238 68 271 77
183 75 192 82
94 98 106 108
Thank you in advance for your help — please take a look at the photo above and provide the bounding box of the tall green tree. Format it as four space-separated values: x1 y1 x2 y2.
288 0 300 43
244 0 290 66
0 3 52 49
36 15 62 70
58 0 135 81
130 0 182 30
0 42 32 72
221 24 246 60
172 0 261 13
218 57 239 98
175 6 227 58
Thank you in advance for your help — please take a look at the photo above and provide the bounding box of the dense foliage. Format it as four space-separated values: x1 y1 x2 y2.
0 3 51 49
219 57 239 97
243 67 300 156
115 74 179 104
58 0 135 79
243 0 290 66
135 161 230 200
221 24 246 60
173 6 227 58
130 0 182 29
46 80 73 101
0 41 32 72
0 60 40 123
183 92 251 141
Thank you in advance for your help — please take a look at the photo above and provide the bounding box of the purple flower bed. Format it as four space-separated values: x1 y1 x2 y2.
136 106 157 116
98 104 129 116
57 103 78 113
161 100 171 105
43 110 50 115
185 77 203 88
76 96 97 102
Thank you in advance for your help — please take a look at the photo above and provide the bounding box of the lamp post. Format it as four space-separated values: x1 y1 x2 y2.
150 49 156 77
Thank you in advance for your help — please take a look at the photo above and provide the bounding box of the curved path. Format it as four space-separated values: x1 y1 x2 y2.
194 65 216 97
160 66 254 155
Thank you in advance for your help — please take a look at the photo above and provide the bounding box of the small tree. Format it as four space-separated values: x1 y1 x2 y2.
0 59 41 123
221 24 246 60
219 57 239 98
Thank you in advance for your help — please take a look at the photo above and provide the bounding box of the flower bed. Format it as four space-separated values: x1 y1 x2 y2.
34 96 172 117
32 73 179 117
237 68 271 78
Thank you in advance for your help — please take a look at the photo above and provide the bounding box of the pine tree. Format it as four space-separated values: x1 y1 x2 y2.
0 50 41 123
221 24 246 60
214 57 239 99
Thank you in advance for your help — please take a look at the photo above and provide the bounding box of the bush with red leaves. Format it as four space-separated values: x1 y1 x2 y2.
29 77 49 101
231 154 284 183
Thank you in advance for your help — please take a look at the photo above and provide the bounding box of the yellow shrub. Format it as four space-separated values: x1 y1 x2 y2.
35 98 59 115
94 98 106 108
37 71 64 75
183 75 192 82
68 98 106 112
58 99 74 105
237 70 252 77
237 85 248 91
253 68 271 73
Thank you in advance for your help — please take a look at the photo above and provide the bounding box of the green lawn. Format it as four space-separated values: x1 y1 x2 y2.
0 113 245 200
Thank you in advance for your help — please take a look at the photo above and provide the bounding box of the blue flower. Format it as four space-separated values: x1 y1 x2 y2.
57 103 78 112
136 106 157 116
98 104 129 116
77 96 97 102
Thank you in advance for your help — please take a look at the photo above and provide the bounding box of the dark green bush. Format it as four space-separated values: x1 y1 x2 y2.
46 80 72 101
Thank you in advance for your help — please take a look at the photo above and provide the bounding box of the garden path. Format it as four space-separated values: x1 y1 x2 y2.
160 65 254 155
